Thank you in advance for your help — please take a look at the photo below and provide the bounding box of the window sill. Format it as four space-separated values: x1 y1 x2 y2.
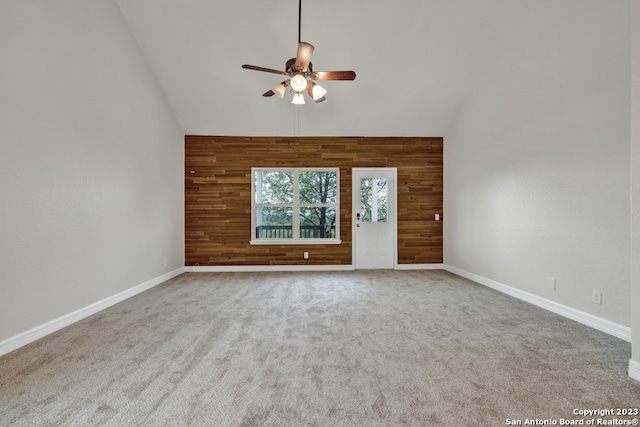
250 239 342 246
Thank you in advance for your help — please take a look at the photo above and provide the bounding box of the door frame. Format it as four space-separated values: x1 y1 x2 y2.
352 167 398 269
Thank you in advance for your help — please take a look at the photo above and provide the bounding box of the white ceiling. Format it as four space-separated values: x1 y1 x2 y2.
114 0 517 136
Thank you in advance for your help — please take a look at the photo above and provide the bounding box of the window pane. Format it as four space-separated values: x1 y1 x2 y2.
255 207 293 239
300 207 337 239
360 178 388 223
299 171 337 204
255 171 293 204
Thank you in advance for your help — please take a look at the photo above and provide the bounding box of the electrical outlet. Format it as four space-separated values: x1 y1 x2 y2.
547 277 556 291
303 252 309 259
592 290 602 305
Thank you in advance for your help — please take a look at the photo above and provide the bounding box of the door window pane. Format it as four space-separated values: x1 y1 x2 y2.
360 178 388 223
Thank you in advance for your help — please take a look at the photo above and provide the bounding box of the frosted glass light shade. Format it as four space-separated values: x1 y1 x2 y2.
290 74 308 92
309 82 327 101
272 83 286 99
292 92 305 105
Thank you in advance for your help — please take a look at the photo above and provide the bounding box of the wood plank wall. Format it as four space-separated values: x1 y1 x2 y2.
185 136 443 266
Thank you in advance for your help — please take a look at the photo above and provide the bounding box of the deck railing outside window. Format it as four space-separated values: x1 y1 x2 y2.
256 225 336 239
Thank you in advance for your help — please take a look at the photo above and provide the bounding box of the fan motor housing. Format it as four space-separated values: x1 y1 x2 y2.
286 58 312 74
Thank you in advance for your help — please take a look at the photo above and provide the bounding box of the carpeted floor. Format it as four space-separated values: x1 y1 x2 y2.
0 270 639 426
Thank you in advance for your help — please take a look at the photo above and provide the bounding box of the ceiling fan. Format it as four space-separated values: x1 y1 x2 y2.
241 0 356 105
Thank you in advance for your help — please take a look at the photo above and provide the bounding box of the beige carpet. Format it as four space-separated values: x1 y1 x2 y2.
0 270 639 426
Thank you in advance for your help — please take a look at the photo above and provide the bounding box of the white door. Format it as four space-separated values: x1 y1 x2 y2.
353 168 397 269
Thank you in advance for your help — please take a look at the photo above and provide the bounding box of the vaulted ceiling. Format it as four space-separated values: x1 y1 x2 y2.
116 0 502 136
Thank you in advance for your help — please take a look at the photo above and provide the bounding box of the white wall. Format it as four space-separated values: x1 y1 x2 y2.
0 1 184 344
444 1 631 326
631 2 640 369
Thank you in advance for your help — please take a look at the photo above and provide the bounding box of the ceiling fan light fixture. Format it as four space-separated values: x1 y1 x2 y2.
290 74 308 92
292 92 306 105
308 81 327 101
241 0 356 105
272 83 286 99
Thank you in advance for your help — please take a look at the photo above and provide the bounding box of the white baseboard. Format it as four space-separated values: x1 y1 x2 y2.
185 264 444 273
185 265 355 272
395 263 444 270
629 359 640 382
0 267 185 358
443 264 632 343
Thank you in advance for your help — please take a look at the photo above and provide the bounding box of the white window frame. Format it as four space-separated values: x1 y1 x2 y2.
250 167 341 245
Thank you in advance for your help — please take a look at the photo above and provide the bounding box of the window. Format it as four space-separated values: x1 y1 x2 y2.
251 168 341 245
360 178 388 222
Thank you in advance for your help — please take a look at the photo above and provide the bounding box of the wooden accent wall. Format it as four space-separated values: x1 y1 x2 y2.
185 136 443 266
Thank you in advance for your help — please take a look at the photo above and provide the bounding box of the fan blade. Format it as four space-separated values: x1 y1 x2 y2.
242 64 290 76
294 42 314 72
310 70 356 81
